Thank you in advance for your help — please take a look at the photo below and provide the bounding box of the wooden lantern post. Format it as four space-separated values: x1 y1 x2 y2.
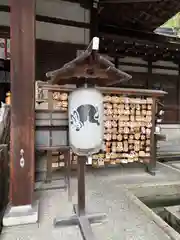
46 37 131 240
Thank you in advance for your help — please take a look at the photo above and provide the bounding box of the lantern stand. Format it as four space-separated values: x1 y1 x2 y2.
54 156 108 240
46 37 132 240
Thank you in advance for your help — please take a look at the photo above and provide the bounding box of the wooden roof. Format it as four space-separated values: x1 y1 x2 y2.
46 39 131 86
73 0 180 42
99 0 180 33
95 0 180 61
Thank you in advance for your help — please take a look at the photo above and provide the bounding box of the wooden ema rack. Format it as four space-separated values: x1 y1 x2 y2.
36 83 166 174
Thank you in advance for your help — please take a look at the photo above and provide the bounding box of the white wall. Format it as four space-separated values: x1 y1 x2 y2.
36 0 90 23
120 57 148 65
0 0 8 6
36 21 89 44
118 57 179 76
152 60 178 68
0 0 90 23
0 0 90 44
120 65 148 73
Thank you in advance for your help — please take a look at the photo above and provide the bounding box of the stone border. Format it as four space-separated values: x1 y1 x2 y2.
124 188 180 240
122 180 180 190
158 161 180 174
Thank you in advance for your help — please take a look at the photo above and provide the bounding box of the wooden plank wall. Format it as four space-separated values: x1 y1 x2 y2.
36 40 85 80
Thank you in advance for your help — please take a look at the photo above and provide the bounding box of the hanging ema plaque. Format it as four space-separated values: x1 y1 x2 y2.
68 88 104 156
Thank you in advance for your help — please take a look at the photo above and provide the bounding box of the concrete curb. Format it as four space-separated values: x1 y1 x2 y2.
158 161 180 175
124 188 180 240
122 180 180 190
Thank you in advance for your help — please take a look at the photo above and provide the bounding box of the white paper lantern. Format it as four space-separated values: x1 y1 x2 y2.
69 88 104 156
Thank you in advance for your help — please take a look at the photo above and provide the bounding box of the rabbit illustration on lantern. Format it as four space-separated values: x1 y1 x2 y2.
70 104 100 131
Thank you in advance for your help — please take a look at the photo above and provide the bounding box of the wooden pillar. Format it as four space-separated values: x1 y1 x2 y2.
147 60 152 89
90 0 99 40
114 57 119 69
10 0 35 206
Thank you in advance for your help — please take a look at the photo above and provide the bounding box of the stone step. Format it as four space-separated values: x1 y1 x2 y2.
164 205 180 233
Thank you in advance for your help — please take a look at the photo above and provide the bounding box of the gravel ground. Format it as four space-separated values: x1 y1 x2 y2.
2 163 180 240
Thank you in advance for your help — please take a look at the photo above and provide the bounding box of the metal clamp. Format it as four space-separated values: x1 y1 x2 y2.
20 149 25 168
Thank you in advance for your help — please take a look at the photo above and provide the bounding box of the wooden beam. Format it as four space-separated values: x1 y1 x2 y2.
99 26 180 48
114 57 119 68
99 32 179 61
10 0 35 206
147 60 152 89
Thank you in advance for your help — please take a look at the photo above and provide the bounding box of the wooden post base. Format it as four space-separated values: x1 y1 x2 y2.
54 204 107 240
54 156 107 240
146 165 157 176
3 201 39 227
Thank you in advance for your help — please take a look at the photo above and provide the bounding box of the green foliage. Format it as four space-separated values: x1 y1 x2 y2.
161 12 180 29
